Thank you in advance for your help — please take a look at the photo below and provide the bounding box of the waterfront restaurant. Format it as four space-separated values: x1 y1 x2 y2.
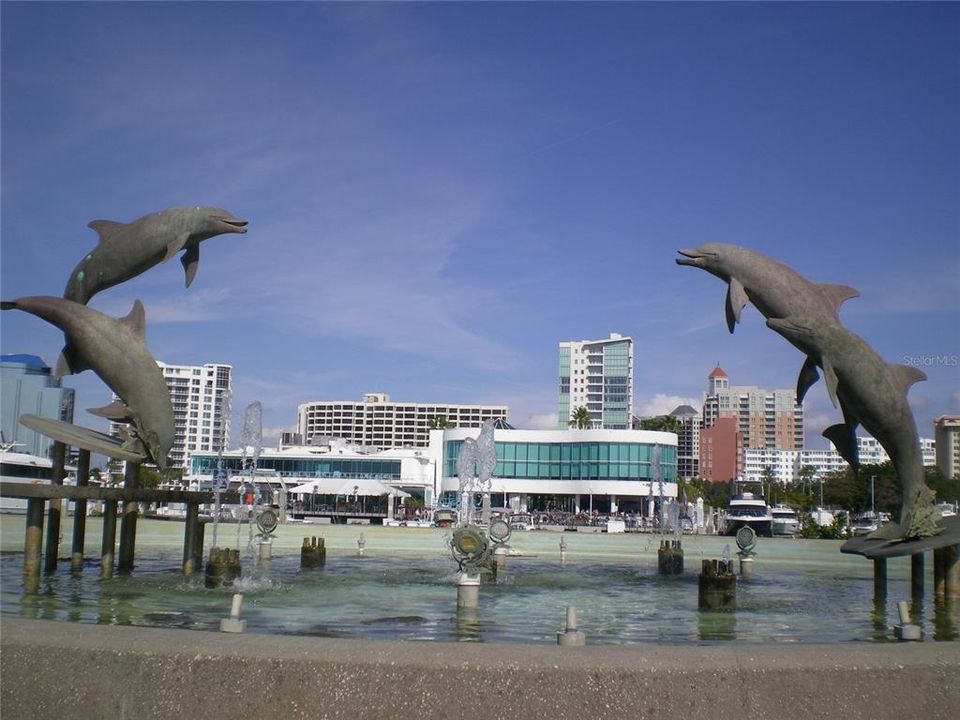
432 428 679 515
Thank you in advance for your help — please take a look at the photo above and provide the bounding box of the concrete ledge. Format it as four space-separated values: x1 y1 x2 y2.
2 618 959 719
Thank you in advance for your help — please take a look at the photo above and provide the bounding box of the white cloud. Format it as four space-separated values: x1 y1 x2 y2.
526 412 559 430
636 394 699 418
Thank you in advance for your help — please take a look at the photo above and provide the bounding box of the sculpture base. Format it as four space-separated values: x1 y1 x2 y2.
19 414 145 462
841 515 960 559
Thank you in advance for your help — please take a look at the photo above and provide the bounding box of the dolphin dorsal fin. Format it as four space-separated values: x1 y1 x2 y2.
725 278 748 333
87 220 126 244
889 364 926 393
818 283 860 314
120 300 146 340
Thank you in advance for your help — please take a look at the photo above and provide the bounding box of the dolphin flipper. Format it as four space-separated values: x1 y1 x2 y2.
161 233 191 264
824 422 859 470
796 356 820 405
821 360 840 408
87 399 134 422
181 244 200 288
725 278 748 333
55 343 91 380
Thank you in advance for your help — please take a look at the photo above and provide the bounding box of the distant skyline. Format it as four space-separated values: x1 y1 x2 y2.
2 2 957 455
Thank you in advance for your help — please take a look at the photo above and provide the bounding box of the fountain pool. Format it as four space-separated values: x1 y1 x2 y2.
2 516 956 644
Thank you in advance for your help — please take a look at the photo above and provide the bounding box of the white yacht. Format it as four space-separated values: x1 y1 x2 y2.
724 482 773 537
770 505 801 537
0 444 54 513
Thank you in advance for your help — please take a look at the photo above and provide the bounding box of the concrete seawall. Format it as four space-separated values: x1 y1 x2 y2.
2 618 959 719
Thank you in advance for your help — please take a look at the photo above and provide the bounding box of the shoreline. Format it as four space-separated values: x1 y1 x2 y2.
3 617 959 719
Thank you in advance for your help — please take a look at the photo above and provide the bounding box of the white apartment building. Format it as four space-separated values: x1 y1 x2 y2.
934 416 960 479
745 436 937 484
558 333 633 429
669 404 701 479
112 362 232 472
297 393 509 449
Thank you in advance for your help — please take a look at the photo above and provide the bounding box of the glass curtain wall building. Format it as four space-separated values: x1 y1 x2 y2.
558 333 634 429
436 428 676 514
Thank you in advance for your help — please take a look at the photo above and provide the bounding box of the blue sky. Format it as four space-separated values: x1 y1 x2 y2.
2 2 958 450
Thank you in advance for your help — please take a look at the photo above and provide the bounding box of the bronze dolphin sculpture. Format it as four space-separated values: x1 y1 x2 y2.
64 206 248 304
768 316 941 539
676 243 860 405
1 296 174 470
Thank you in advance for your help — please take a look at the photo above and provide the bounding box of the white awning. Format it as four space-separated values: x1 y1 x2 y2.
288 479 410 498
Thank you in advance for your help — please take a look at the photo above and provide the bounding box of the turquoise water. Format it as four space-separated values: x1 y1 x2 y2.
1 516 956 644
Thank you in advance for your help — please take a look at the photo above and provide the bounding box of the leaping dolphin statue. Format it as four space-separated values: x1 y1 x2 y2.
64 206 248 305
1 296 174 470
767 315 941 539
676 243 860 405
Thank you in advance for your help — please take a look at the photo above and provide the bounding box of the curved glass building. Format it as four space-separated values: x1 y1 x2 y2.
436 428 677 514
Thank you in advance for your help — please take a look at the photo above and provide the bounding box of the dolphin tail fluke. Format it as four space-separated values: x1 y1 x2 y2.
796 356 820 405
181 244 199 287
87 400 134 423
824 423 859 470
724 278 748 333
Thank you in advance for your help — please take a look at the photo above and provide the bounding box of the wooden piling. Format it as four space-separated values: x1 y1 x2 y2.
70 449 91 571
933 547 946 599
117 461 140 573
205 547 242 588
183 502 199 576
100 500 118 579
301 536 326 568
657 540 684 575
24 498 45 593
42 441 66 574
698 558 736 611
873 558 887 600
910 552 924 600
945 544 959 600
194 520 205 571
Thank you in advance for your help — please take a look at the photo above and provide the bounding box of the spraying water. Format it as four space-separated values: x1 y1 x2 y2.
237 402 263 561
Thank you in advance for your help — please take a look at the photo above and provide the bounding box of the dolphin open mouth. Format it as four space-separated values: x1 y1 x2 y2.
215 217 248 233
675 248 705 267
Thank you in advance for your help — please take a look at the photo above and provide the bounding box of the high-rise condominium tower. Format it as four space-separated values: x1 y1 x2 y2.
558 333 633 429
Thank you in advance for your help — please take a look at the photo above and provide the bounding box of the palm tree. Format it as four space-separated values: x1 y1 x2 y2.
427 416 455 429
638 414 683 434
569 406 593 429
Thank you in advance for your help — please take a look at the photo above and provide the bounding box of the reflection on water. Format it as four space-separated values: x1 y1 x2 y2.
1 517 956 645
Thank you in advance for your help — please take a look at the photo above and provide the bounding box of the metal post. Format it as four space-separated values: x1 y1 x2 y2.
43 441 67 574
24 498 45 593
873 558 887 600
117 461 140 573
70 449 91 571
910 552 924 600
100 500 118 579
183 502 199 576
